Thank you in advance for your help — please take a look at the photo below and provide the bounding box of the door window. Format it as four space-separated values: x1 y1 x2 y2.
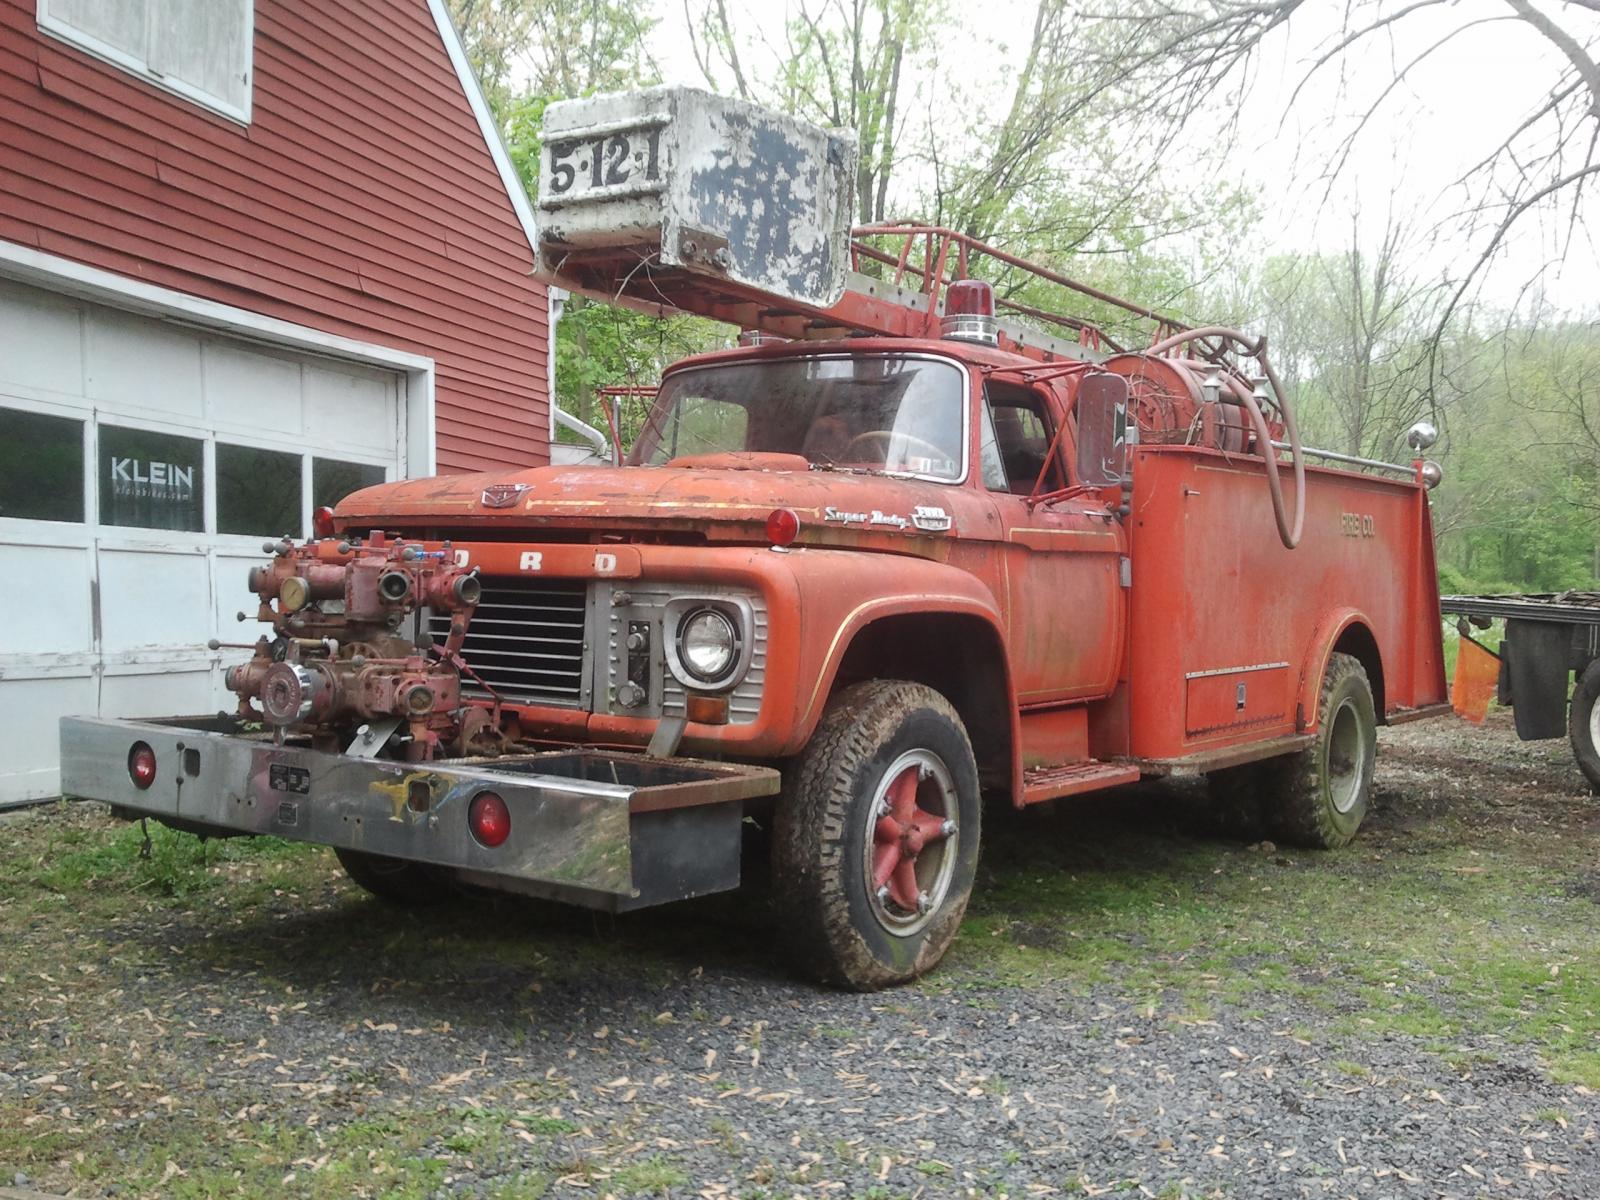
4 416 391 537
313 457 388 510
983 382 1064 495
217 443 300 536
0 406 83 523
98 424 204 532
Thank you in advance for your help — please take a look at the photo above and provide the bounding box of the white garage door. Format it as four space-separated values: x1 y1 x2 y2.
0 277 407 806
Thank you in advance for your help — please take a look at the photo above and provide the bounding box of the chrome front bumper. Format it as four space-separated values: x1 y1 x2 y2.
59 716 780 911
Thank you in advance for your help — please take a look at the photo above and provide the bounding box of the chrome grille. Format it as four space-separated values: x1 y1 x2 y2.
433 578 588 707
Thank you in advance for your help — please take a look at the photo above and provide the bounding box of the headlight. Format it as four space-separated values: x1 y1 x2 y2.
678 608 738 683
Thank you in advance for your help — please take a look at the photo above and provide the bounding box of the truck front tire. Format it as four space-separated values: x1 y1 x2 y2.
773 681 981 991
334 847 453 905
1567 659 1600 793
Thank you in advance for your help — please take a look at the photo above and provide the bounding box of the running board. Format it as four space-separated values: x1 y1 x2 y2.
1021 760 1142 805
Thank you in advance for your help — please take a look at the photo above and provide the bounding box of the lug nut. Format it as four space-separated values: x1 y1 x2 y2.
916 891 933 914
875 885 891 905
918 765 934 781
941 819 957 837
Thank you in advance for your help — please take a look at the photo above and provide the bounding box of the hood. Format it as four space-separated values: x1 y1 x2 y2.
333 458 992 555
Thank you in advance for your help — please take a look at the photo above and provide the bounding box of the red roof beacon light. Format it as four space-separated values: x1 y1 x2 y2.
766 507 800 549
941 279 998 346
312 505 336 538
468 791 511 848
128 742 157 789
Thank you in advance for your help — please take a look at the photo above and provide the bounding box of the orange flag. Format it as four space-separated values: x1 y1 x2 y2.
1451 635 1500 725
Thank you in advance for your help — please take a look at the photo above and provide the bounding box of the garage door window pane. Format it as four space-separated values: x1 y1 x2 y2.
217 443 301 537
1 407 84 523
313 458 387 509
99 425 203 531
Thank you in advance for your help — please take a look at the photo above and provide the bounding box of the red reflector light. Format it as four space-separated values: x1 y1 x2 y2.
468 791 511 848
312 505 336 538
945 278 995 317
128 742 157 789
765 507 800 547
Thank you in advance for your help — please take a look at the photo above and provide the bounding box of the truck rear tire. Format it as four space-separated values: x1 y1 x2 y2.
1271 652 1376 848
1567 659 1600 793
334 847 453 905
773 681 981 991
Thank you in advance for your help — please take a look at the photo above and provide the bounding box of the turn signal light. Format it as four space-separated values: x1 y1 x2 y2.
312 506 336 538
765 507 800 548
686 693 730 725
468 791 511 848
128 742 157 790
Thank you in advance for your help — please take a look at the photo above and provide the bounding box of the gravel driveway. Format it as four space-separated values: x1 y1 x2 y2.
3 710 1598 1198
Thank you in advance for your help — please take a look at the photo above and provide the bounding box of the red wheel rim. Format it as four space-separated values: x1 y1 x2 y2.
863 749 958 935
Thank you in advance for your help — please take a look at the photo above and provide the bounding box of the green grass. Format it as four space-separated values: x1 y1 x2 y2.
28 803 321 902
608 1154 689 1196
943 770 1600 1086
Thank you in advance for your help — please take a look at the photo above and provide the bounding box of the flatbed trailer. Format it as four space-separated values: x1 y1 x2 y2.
1441 592 1600 789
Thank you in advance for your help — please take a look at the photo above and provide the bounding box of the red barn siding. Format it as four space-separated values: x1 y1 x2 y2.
0 0 549 473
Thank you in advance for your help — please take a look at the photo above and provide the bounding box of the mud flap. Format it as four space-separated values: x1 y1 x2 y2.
1503 619 1570 740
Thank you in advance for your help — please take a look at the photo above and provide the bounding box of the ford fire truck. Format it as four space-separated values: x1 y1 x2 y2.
59 89 1451 990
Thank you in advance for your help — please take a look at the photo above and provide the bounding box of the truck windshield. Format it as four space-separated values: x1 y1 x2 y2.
632 354 967 482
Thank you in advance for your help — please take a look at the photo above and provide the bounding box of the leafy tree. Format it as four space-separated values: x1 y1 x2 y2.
448 0 727 449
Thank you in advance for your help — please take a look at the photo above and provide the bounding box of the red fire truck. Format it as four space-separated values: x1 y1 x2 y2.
60 90 1450 990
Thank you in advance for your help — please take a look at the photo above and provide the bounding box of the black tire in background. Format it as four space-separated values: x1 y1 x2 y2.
773 680 981 991
334 847 453 904
1567 659 1600 793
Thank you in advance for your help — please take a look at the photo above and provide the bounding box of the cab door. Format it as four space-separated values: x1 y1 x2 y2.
980 379 1125 704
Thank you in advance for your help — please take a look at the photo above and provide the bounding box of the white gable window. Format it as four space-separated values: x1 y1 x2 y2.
38 0 253 124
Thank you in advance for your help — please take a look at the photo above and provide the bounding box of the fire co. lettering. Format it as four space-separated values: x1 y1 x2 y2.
519 551 544 571
1340 512 1375 538
109 458 194 500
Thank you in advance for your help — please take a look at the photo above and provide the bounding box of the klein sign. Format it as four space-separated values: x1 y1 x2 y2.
109 457 195 502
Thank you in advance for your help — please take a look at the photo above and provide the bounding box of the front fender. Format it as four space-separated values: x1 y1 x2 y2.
779 550 1016 757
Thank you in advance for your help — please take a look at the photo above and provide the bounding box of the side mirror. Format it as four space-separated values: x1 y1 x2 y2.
1075 372 1130 488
